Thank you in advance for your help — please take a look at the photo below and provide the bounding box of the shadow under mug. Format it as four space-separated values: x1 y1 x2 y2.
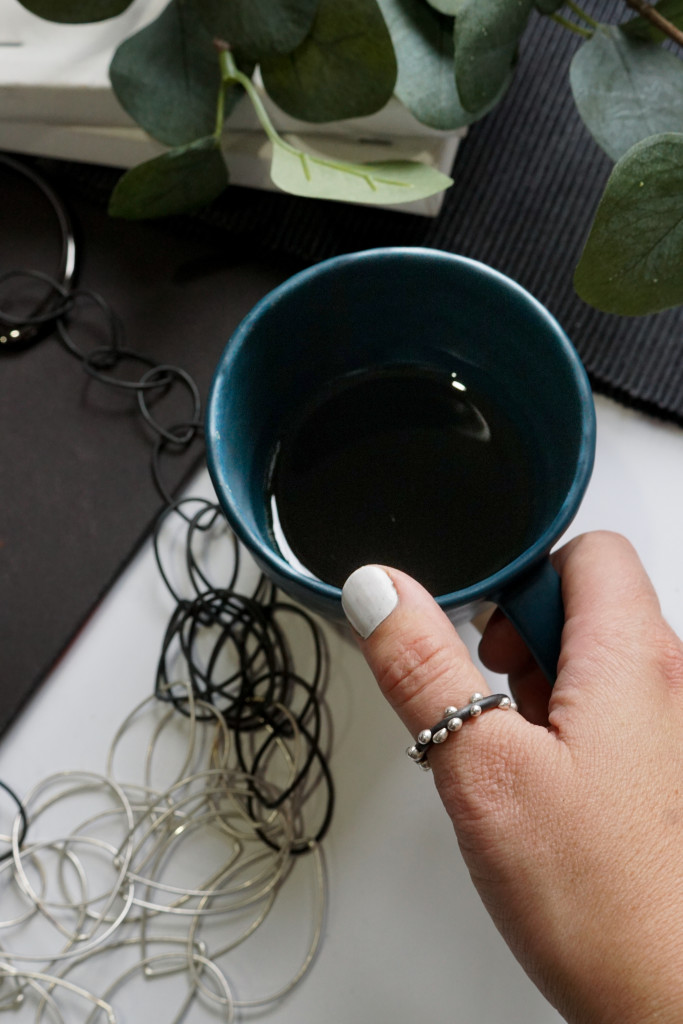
206 247 596 683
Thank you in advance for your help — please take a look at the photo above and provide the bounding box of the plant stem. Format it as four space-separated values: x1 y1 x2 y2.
217 46 300 155
214 79 226 139
622 0 683 47
566 1 599 28
550 12 593 36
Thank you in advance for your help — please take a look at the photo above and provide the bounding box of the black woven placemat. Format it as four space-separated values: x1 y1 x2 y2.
53 5 683 424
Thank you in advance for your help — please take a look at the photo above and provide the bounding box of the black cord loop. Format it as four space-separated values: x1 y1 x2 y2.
0 779 28 864
137 365 202 444
0 154 77 348
151 500 335 850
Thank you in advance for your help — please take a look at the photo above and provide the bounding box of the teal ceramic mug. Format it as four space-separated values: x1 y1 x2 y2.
206 247 595 683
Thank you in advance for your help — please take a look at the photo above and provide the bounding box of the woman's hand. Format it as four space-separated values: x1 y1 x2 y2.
341 532 683 1024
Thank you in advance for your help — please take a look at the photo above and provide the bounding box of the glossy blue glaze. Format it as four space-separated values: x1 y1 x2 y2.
206 248 596 682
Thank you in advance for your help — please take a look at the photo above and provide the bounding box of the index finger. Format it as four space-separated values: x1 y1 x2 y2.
548 532 683 732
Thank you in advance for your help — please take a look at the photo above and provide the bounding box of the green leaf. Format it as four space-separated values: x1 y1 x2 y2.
270 142 453 204
570 25 683 162
621 0 683 42
453 0 534 114
375 0 471 130
108 137 229 219
109 0 234 147
260 0 397 122
191 0 320 58
574 133 683 315
14 0 133 21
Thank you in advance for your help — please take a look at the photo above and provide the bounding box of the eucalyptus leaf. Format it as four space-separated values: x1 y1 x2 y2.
108 137 229 219
453 0 534 114
570 26 683 162
621 0 683 42
574 133 683 315
110 0 238 147
375 0 471 129
270 141 453 204
191 0 320 58
260 0 397 123
14 0 132 22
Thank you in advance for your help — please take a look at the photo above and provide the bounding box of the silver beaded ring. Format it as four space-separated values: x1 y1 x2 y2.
406 693 517 771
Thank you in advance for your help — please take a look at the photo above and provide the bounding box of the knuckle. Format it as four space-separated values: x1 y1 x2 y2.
375 629 459 713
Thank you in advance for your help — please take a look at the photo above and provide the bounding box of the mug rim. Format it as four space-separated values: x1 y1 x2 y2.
206 246 596 609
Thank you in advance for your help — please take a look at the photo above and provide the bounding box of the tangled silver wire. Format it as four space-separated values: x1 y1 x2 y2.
0 544 330 1021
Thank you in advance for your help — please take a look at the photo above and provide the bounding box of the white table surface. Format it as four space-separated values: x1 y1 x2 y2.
1 392 682 1023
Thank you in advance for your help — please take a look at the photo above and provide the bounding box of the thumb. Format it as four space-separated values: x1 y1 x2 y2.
341 565 518 774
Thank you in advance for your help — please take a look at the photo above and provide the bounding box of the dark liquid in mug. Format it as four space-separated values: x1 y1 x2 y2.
267 365 535 595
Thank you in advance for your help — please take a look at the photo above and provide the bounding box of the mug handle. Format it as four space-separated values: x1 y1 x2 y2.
496 558 563 684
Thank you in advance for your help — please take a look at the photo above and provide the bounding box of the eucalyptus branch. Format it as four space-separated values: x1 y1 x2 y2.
550 12 593 37
213 41 441 198
215 44 384 179
566 1 599 28
622 0 683 47
216 42 285 149
214 77 226 139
